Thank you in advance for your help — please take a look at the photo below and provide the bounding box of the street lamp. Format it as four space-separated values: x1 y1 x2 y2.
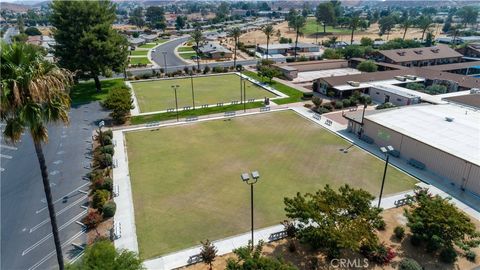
378 145 394 208
243 80 247 112
241 170 260 249
190 72 195 109
162 51 168 74
171 85 180 121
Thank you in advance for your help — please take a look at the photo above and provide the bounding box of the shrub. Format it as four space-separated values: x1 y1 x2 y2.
465 250 476 262
398 258 422 270
103 129 113 139
288 241 297 252
302 92 313 100
322 103 333 111
357 60 378 72
92 189 110 210
334 101 343 109
91 177 105 191
304 103 313 109
101 177 113 192
87 169 105 181
203 66 210 74
103 201 117 218
360 243 396 264
342 99 351 107
212 66 224 73
376 219 386 230
95 153 112 168
312 96 323 108
440 246 458 263
102 87 134 124
82 211 103 229
316 107 331 114
236 64 243 71
410 234 422 246
25 27 42 36
100 145 114 155
394 226 405 240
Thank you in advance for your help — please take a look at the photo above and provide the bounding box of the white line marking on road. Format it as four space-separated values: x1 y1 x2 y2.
22 210 87 256
35 182 89 214
0 154 12 159
0 144 17 150
30 195 87 233
27 230 86 270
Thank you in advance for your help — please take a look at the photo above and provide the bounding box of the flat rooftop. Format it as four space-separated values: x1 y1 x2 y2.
444 93 480 109
365 104 480 166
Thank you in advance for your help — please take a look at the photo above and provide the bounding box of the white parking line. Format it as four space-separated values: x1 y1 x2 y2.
0 154 13 159
22 210 87 256
27 229 86 270
0 144 18 150
30 195 88 233
35 182 89 214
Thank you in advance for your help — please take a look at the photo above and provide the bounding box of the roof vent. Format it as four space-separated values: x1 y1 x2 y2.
414 50 423 54
470 88 480 94
347 81 360 87
431 48 440 53
405 75 417 80
397 51 406 56
445 117 454 122
394 76 407 81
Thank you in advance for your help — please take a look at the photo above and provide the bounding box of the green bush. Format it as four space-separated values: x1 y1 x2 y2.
394 226 405 240
102 87 134 124
398 258 422 270
100 145 114 155
357 60 378 72
302 92 314 100
322 103 333 111
334 101 343 109
81 211 103 229
465 250 476 262
103 201 117 218
342 99 351 107
376 219 386 231
101 177 113 192
92 189 110 210
212 66 224 73
103 129 113 138
96 153 112 168
316 107 331 114
440 246 458 263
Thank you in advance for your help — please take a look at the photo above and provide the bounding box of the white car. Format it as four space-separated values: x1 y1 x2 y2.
151 49 156 52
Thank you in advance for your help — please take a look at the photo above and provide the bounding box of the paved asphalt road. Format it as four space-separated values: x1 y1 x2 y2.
1 102 109 270
1 27 19 44
150 36 190 68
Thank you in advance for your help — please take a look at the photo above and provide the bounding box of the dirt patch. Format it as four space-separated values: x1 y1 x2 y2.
183 207 480 270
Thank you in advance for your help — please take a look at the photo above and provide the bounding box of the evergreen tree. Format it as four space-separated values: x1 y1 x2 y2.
50 0 128 92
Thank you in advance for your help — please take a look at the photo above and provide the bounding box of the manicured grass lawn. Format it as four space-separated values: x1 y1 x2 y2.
130 50 149 56
130 74 276 113
179 52 198 59
126 110 418 259
129 57 150 65
242 70 303 104
70 78 126 104
138 39 169 49
302 18 351 36
178 46 194 52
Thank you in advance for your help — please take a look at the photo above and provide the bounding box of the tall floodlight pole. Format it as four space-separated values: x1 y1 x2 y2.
378 145 394 208
241 171 260 249
243 80 247 112
162 51 168 74
190 72 195 109
240 74 243 105
171 85 180 121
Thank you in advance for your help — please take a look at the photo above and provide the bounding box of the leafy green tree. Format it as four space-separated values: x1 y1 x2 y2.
360 37 373 47
315 2 336 33
416 15 433 40
102 87 134 124
425 84 447 95
456 6 479 28
378 15 395 38
401 19 412 40
343 45 366 59
129 7 144 27
258 65 280 83
349 16 362 44
357 60 378 72
191 28 204 70
406 82 425 91
262 24 274 61
1 42 73 270
284 185 383 258
175 16 186 30
322 48 343 59
145 6 166 30
67 240 144 270
200 239 217 270
226 241 297 270
405 188 480 262
50 0 128 92
425 31 434 47
25 26 41 36
229 27 242 68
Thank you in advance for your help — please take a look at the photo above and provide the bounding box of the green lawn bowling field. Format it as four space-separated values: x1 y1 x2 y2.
129 74 277 113
125 110 418 259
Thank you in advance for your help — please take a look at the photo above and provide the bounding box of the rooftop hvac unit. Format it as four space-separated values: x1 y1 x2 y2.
445 117 454 122
405 75 417 80
394 76 407 81
347 81 360 87
470 88 480 94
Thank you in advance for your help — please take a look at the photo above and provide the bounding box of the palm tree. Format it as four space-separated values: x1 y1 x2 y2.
1 42 73 270
262 24 274 60
291 15 306 61
349 16 361 45
229 27 241 68
401 19 412 40
417 15 433 41
191 28 204 70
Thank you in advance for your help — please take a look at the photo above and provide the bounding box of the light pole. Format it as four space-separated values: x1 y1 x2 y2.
243 80 247 112
190 72 195 109
162 51 168 74
241 171 260 249
378 145 394 208
171 85 180 121
240 74 243 105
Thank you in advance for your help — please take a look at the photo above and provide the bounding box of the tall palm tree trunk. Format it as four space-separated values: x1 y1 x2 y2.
421 29 426 40
294 29 299 61
195 42 200 71
233 39 237 68
34 141 64 270
266 37 269 61
403 27 408 40
350 28 354 44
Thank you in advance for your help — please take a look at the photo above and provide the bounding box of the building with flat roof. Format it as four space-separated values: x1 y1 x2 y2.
373 45 463 67
256 43 320 56
347 103 480 196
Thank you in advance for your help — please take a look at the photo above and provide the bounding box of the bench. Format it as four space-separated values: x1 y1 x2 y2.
187 254 202 265
166 108 175 113
394 197 415 207
183 106 192 111
113 222 121 239
360 135 374 144
216 102 224 107
268 230 288 242
313 113 321 120
260 106 270 112
408 158 426 170
390 149 401 158
224 111 236 118
113 185 120 197
146 122 160 127
248 98 255 103
201 104 209 109
186 116 198 122
231 100 239 105
325 119 332 126
113 159 118 168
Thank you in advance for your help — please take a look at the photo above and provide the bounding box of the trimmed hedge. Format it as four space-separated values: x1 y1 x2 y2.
103 201 117 218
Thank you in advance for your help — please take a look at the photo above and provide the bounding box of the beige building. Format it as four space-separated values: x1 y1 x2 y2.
373 45 463 67
347 103 480 196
